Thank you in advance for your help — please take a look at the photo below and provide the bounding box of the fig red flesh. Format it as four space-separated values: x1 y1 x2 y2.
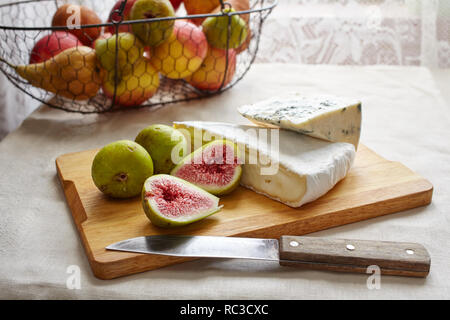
175 144 239 187
145 178 216 218
142 174 221 228
170 140 242 196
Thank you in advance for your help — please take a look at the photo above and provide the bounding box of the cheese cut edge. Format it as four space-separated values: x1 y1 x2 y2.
173 121 355 208
238 94 362 149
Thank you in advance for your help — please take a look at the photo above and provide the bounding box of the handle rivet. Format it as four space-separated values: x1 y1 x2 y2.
406 249 415 255
346 244 355 251
289 241 299 247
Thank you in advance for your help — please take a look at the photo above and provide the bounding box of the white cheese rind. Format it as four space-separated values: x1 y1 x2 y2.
174 121 356 208
238 93 362 149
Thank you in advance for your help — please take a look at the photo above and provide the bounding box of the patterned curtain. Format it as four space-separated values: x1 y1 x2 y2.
257 0 450 67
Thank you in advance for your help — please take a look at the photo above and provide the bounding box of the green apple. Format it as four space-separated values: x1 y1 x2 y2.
202 8 248 50
130 0 175 47
94 32 144 76
102 58 160 107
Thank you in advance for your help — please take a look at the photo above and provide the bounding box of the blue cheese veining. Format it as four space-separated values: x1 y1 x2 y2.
238 93 362 149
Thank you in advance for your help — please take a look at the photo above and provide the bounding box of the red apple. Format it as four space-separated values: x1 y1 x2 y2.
106 0 137 34
51 4 102 46
102 58 160 107
185 47 236 91
107 0 180 34
170 0 182 10
29 31 82 64
151 20 208 79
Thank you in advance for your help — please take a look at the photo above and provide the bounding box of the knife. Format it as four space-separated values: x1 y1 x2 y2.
106 235 431 277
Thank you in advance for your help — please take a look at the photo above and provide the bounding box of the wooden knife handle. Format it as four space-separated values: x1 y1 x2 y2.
278 236 431 277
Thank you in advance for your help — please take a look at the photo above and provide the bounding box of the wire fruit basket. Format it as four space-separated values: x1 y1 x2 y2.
0 0 277 113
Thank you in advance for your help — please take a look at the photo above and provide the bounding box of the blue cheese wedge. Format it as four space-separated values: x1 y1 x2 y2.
173 121 355 208
238 93 362 149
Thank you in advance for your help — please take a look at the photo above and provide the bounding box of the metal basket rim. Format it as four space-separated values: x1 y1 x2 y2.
0 0 278 31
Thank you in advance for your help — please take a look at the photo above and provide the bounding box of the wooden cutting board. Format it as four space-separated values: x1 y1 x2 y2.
56 144 433 279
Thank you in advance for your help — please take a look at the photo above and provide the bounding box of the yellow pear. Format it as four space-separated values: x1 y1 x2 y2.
13 46 103 101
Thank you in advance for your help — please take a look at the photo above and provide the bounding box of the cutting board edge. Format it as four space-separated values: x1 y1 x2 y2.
88 178 433 280
55 145 435 280
56 158 88 225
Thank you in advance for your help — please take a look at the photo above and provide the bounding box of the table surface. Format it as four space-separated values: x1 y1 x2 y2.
1 64 449 299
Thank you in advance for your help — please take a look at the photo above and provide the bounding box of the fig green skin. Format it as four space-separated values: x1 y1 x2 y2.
142 174 221 228
202 8 248 50
91 140 154 198
135 124 187 174
130 0 175 47
170 139 242 196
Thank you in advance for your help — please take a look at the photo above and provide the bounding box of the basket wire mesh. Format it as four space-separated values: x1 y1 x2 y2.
0 0 277 113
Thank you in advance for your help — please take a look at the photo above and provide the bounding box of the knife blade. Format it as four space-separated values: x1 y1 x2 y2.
106 235 431 277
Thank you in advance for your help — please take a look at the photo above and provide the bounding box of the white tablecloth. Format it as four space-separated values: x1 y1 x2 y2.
1 64 449 299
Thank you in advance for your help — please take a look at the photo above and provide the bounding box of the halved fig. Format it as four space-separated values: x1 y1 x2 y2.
170 140 242 196
142 174 221 228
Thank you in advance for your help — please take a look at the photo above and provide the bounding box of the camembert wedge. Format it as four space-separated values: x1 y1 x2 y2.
238 93 362 149
173 121 355 208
